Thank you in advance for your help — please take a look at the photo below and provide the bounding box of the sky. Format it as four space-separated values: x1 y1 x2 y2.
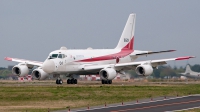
0 0 200 67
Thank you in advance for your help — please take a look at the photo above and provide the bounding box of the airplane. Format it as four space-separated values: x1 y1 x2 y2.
180 65 200 79
4 13 195 85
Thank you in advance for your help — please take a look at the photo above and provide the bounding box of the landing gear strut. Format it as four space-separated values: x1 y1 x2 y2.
67 79 77 84
101 80 112 84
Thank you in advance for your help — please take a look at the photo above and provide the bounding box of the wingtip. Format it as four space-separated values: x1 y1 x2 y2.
4 57 12 61
176 56 195 60
189 56 196 58
170 50 176 52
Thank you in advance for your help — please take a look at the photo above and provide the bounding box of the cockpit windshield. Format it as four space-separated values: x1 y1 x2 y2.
58 54 62 58
49 54 66 59
51 54 58 58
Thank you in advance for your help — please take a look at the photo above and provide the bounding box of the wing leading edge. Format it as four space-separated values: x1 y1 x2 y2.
133 50 176 56
4 57 43 67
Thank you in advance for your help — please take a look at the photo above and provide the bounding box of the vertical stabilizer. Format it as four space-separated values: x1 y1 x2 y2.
185 65 192 73
115 13 136 50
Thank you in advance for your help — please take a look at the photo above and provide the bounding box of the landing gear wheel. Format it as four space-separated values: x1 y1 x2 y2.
105 80 108 84
102 80 112 84
71 79 74 84
74 79 77 84
67 79 78 84
59 80 63 84
56 79 59 84
67 79 71 84
56 79 63 84
101 80 105 84
108 80 112 84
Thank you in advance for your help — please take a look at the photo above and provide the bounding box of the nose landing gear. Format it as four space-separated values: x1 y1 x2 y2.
56 79 63 84
54 74 63 84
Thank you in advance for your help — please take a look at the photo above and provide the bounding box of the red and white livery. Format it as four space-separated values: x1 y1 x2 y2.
5 13 195 84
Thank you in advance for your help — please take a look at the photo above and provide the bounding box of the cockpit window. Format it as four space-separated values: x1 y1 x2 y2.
58 54 62 58
49 54 65 59
51 54 58 58
62 54 65 58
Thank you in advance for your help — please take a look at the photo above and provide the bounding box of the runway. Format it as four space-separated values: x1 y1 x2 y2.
72 95 200 112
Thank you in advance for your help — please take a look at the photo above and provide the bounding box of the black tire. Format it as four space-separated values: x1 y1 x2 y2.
102 80 105 84
108 80 112 84
59 80 63 84
74 79 77 84
56 79 59 84
71 79 74 84
105 80 108 84
67 79 70 84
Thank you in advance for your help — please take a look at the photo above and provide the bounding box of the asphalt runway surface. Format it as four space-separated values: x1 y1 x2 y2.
68 95 200 112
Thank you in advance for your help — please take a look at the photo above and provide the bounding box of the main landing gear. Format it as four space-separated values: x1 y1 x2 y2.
56 78 78 84
101 80 112 84
67 79 77 84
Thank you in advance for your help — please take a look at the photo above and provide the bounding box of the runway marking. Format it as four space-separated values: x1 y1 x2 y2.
110 99 200 112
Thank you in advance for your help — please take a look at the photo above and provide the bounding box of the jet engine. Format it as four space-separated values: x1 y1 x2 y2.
31 67 49 80
99 68 117 80
12 63 29 77
135 64 153 76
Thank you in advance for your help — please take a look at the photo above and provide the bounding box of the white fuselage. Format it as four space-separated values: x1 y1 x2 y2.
42 48 141 75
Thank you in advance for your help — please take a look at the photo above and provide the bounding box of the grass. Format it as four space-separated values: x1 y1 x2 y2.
0 81 200 111
178 108 200 112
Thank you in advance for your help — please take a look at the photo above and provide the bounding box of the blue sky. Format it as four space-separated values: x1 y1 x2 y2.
0 0 199 67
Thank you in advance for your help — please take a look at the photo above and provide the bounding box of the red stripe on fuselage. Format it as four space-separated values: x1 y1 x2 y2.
77 37 134 62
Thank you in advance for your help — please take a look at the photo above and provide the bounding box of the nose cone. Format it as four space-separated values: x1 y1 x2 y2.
42 60 55 73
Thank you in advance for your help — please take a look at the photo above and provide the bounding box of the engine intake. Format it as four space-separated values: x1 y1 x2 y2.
100 68 117 80
12 64 29 77
135 64 153 76
31 67 49 80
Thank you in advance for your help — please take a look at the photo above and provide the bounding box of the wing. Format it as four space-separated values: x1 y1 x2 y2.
4 57 43 67
135 50 176 56
83 56 195 71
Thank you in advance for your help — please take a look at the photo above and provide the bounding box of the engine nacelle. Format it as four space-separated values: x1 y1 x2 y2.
31 67 49 80
99 68 117 80
12 63 29 77
135 64 153 76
